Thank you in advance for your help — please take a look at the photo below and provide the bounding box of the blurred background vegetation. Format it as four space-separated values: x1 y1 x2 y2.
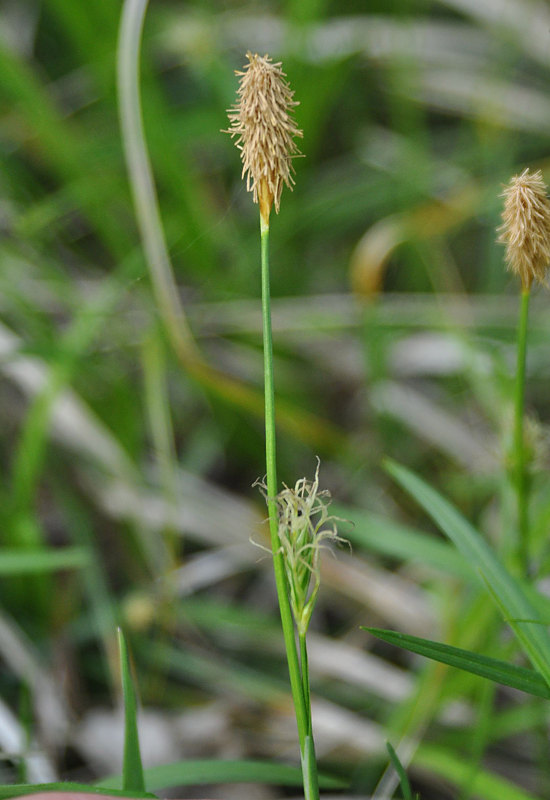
1 0 550 797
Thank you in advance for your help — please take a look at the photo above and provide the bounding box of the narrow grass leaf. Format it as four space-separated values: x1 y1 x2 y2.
0 784 155 799
97 759 346 791
365 627 550 699
145 640 284 704
335 505 472 580
386 741 413 800
118 628 145 794
386 460 550 687
0 547 89 575
416 744 539 800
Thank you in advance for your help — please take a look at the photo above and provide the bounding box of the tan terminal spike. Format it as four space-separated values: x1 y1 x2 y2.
499 168 550 290
224 52 303 225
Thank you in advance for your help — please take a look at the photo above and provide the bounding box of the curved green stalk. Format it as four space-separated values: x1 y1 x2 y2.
117 0 199 363
513 288 530 575
261 221 319 800
117 2 339 450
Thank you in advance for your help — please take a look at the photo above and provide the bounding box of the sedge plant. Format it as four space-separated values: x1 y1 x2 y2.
498 168 550 575
364 170 550 797
224 53 341 800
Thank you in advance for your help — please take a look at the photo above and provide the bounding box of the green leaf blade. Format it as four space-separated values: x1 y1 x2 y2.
0 547 89 576
97 759 347 792
365 627 550 699
386 460 550 688
0 783 155 799
118 629 146 795
386 741 413 800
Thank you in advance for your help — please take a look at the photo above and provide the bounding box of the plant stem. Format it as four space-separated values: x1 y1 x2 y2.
299 632 311 719
299 631 319 800
117 0 199 364
260 219 318 799
513 287 530 575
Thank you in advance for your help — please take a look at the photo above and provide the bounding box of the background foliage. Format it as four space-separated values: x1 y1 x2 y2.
1 0 550 798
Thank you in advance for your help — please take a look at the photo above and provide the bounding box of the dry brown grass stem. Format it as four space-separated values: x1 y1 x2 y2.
499 168 550 290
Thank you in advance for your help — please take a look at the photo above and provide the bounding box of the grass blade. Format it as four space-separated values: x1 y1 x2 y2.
97 759 346 791
0 784 155 799
386 460 550 688
335 505 472 580
415 744 539 800
365 627 550 699
118 629 145 794
0 548 89 576
386 741 413 800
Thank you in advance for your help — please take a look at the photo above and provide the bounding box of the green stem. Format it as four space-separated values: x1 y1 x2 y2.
299 632 319 800
260 222 309 753
513 287 530 575
117 0 199 364
299 633 311 719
